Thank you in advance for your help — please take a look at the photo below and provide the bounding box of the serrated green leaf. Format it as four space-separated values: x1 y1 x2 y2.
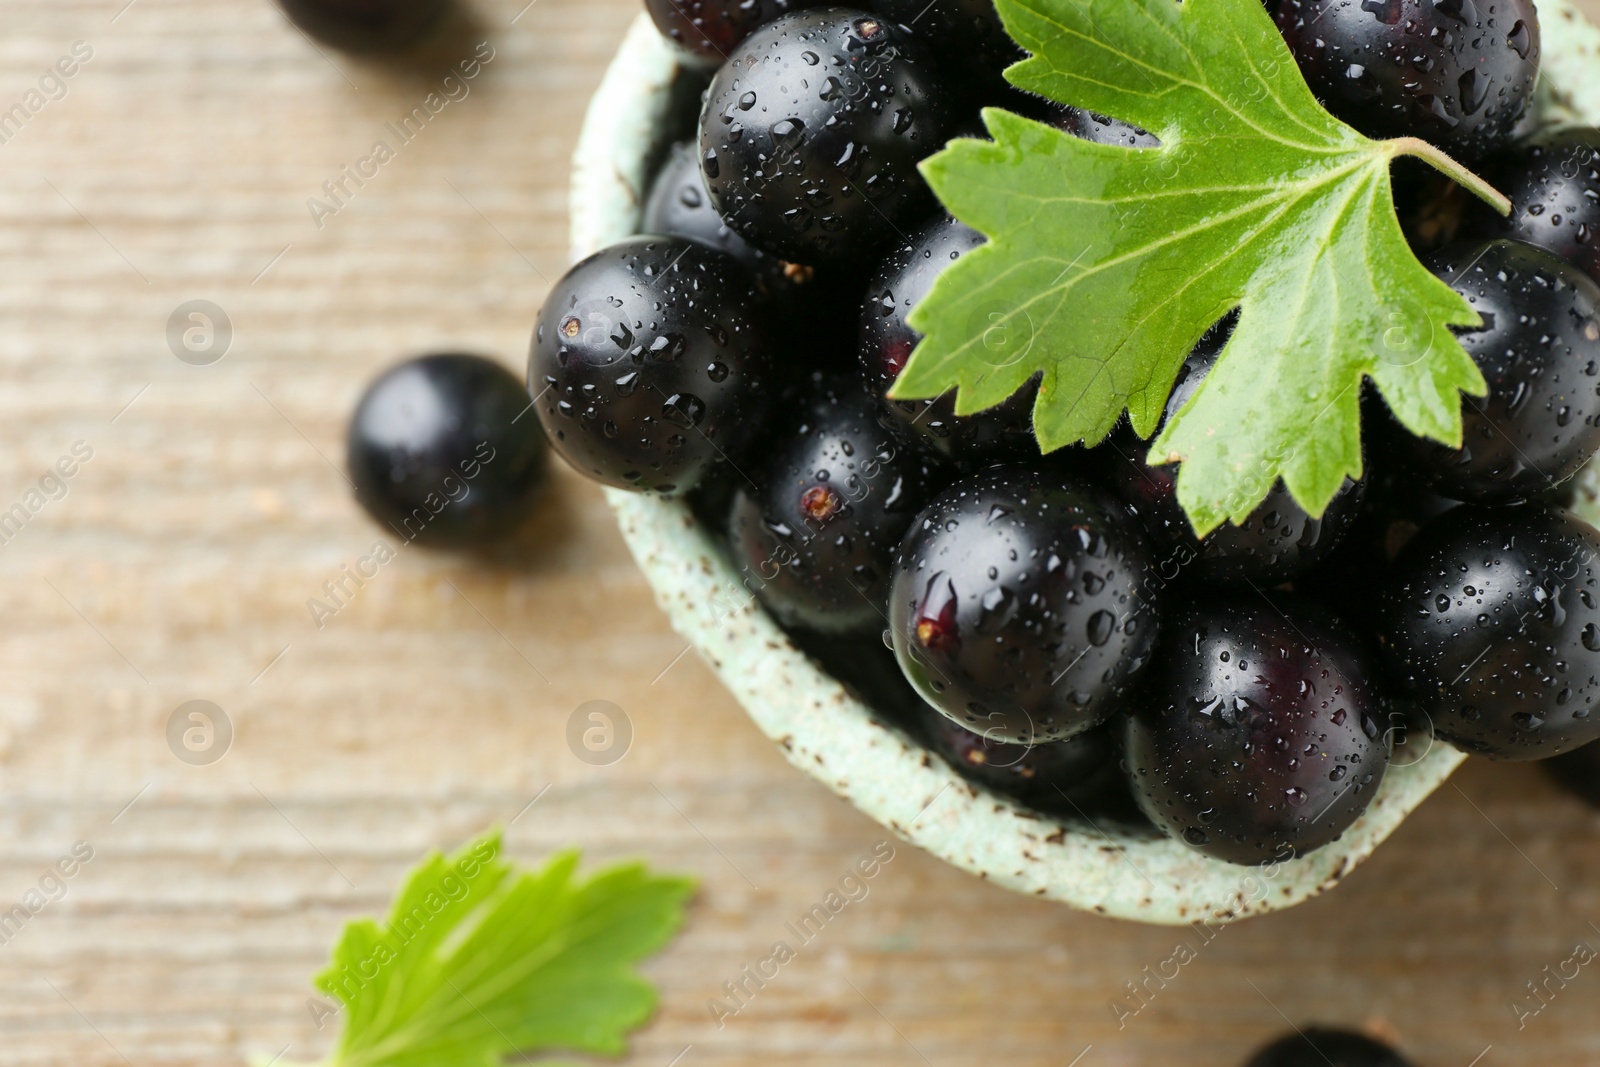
299 831 693 1067
896 0 1496 535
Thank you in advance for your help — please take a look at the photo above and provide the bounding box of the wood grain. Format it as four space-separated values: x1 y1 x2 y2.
0 1 1598 1064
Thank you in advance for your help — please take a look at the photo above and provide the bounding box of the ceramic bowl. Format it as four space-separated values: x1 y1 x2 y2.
569 5 1600 924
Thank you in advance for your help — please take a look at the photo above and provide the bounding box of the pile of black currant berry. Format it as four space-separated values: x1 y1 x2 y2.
339 0 1600 869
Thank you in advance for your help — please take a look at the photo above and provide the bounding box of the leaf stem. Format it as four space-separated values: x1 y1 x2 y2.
1384 136 1511 216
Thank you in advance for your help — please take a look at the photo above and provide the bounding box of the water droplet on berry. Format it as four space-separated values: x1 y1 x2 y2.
649 333 686 361
1360 0 1401 24
1583 623 1600 651
772 118 805 147
661 393 706 428
1508 19 1533 58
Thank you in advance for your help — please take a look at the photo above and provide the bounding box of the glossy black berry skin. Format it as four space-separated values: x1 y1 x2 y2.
1273 0 1540 159
729 376 945 633
1244 1028 1414 1067
1111 321 1366 583
645 140 870 372
914 704 1119 812
1376 504 1600 760
862 0 1021 91
347 354 548 548
276 0 446 52
1545 739 1600 807
1117 459 1366 585
859 215 1038 464
890 465 1161 744
645 0 819 67
699 8 955 267
1472 127 1600 285
1126 596 1390 866
643 141 770 269
530 237 777 494
1053 107 1160 148
1398 240 1600 502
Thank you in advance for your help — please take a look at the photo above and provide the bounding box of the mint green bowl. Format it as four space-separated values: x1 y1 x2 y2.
571 7 1600 925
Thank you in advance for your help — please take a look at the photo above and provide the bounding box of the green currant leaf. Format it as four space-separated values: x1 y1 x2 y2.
895 0 1502 535
288 832 693 1067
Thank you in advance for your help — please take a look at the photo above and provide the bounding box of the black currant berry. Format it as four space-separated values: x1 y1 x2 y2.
1115 460 1365 586
1397 239 1600 502
890 465 1161 744
1376 503 1600 760
859 214 1038 464
1273 0 1540 159
1244 1028 1414 1067
1110 320 1365 583
914 704 1119 812
1116 457 1367 585
645 141 875 371
276 0 447 52
699 8 954 266
862 0 1021 91
645 0 819 67
1472 126 1600 285
347 353 548 548
729 376 945 633
1126 595 1390 865
530 237 777 494
1545 739 1600 807
643 141 771 269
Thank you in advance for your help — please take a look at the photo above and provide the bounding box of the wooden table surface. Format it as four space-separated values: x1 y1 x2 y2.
2 1 1600 1064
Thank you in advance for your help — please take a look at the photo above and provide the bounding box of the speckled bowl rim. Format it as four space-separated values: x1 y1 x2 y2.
570 5 1600 925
